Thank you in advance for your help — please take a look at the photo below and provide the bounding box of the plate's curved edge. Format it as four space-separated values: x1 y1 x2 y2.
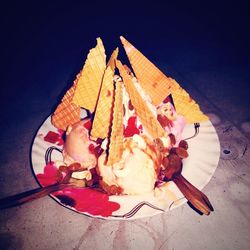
29 115 52 189
198 120 220 190
30 115 221 219
190 120 221 190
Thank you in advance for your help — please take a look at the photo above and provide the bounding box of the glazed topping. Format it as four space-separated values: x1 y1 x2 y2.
170 147 189 159
163 154 182 180
169 133 176 145
179 140 189 150
157 114 172 127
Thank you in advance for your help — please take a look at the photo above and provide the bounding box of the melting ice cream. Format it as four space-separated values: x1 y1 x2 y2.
98 135 161 195
63 119 97 169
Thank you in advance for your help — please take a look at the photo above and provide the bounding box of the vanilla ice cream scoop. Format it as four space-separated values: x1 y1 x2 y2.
63 120 97 169
98 135 161 195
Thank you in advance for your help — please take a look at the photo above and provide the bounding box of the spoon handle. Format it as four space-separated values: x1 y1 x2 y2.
0 183 67 209
173 175 214 215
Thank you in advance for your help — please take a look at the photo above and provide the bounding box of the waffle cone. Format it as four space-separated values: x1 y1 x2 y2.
90 66 115 139
51 78 81 130
107 80 124 166
169 78 208 123
116 60 166 139
120 36 174 106
72 38 106 112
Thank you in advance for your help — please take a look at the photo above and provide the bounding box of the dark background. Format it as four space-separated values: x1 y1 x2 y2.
0 0 249 129
0 2 249 248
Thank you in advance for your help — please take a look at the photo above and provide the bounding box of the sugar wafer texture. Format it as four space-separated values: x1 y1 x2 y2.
54 75 79 114
90 65 115 139
72 38 106 112
107 80 124 166
120 36 174 106
116 60 166 139
90 48 119 139
51 78 81 131
120 36 208 123
107 47 119 71
169 78 208 123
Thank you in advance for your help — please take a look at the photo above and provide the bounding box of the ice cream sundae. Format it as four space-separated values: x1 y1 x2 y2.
50 36 208 199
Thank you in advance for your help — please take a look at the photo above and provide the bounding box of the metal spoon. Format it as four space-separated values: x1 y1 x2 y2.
0 178 86 209
0 163 90 209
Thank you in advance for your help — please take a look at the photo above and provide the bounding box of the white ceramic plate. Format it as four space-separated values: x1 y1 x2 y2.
31 115 220 219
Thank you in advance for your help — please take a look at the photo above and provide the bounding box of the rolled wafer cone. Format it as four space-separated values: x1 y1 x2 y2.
116 60 166 139
72 38 106 112
169 78 208 123
106 80 124 166
120 36 174 106
51 78 81 130
90 66 115 139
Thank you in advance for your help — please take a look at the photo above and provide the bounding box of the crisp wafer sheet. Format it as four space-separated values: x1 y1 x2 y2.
51 79 80 130
120 36 174 106
116 60 165 138
107 47 119 71
90 66 114 139
120 36 208 123
90 47 119 139
51 103 80 131
72 38 106 112
107 80 124 166
169 78 208 123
